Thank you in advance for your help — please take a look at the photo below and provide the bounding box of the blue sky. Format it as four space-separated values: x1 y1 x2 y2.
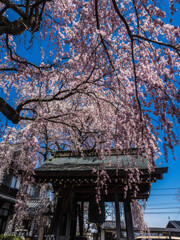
144 143 180 227
143 0 180 228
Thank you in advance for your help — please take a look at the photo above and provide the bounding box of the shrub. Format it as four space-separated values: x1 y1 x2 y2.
0 234 23 240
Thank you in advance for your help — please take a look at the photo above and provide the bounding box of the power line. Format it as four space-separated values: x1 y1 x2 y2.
146 207 180 210
150 194 178 196
147 203 180 206
144 212 179 214
151 188 180 190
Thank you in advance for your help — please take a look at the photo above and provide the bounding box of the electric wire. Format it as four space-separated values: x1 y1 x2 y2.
145 207 180 210
144 212 179 214
151 188 180 190
150 194 178 196
147 203 180 206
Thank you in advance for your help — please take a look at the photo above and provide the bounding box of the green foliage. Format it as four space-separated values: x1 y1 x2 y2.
0 234 23 240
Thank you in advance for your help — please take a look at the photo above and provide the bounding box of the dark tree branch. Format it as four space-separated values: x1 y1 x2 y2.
133 0 140 35
130 38 143 124
0 97 20 124
5 34 42 70
133 34 180 56
0 15 38 35
0 0 48 35
30 0 46 15
0 0 27 18
95 0 126 94
111 0 132 37
25 0 29 15
111 0 143 134
0 5 8 15
5 34 66 70
0 67 17 71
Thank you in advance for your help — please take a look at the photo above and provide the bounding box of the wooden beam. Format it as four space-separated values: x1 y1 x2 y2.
124 199 134 240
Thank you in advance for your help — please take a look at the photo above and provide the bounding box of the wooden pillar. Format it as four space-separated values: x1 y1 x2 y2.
78 201 84 236
97 223 101 240
64 188 73 240
124 199 134 240
114 193 121 240
29 218 35 237
54 188 73 240
71 196 77 237
38 216 46 240
51 197 61 238
66 212 71 239
55 196 64 240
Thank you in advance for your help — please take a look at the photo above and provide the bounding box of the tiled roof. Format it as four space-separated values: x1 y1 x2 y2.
36 154 148 172
167 221 180 229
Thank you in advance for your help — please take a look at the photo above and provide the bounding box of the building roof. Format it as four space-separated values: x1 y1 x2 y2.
36 154 147 171
167 221 180 229
35 150 167 178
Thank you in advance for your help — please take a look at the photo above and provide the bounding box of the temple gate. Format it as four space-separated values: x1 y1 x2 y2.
35 150 167 240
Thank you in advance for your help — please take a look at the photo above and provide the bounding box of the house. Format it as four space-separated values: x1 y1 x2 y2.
0 171 45 237
0 172 20 233
166 221 180 236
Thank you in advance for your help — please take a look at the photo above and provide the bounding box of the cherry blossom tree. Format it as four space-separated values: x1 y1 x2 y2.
0 0 180 232
0 0 180 194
